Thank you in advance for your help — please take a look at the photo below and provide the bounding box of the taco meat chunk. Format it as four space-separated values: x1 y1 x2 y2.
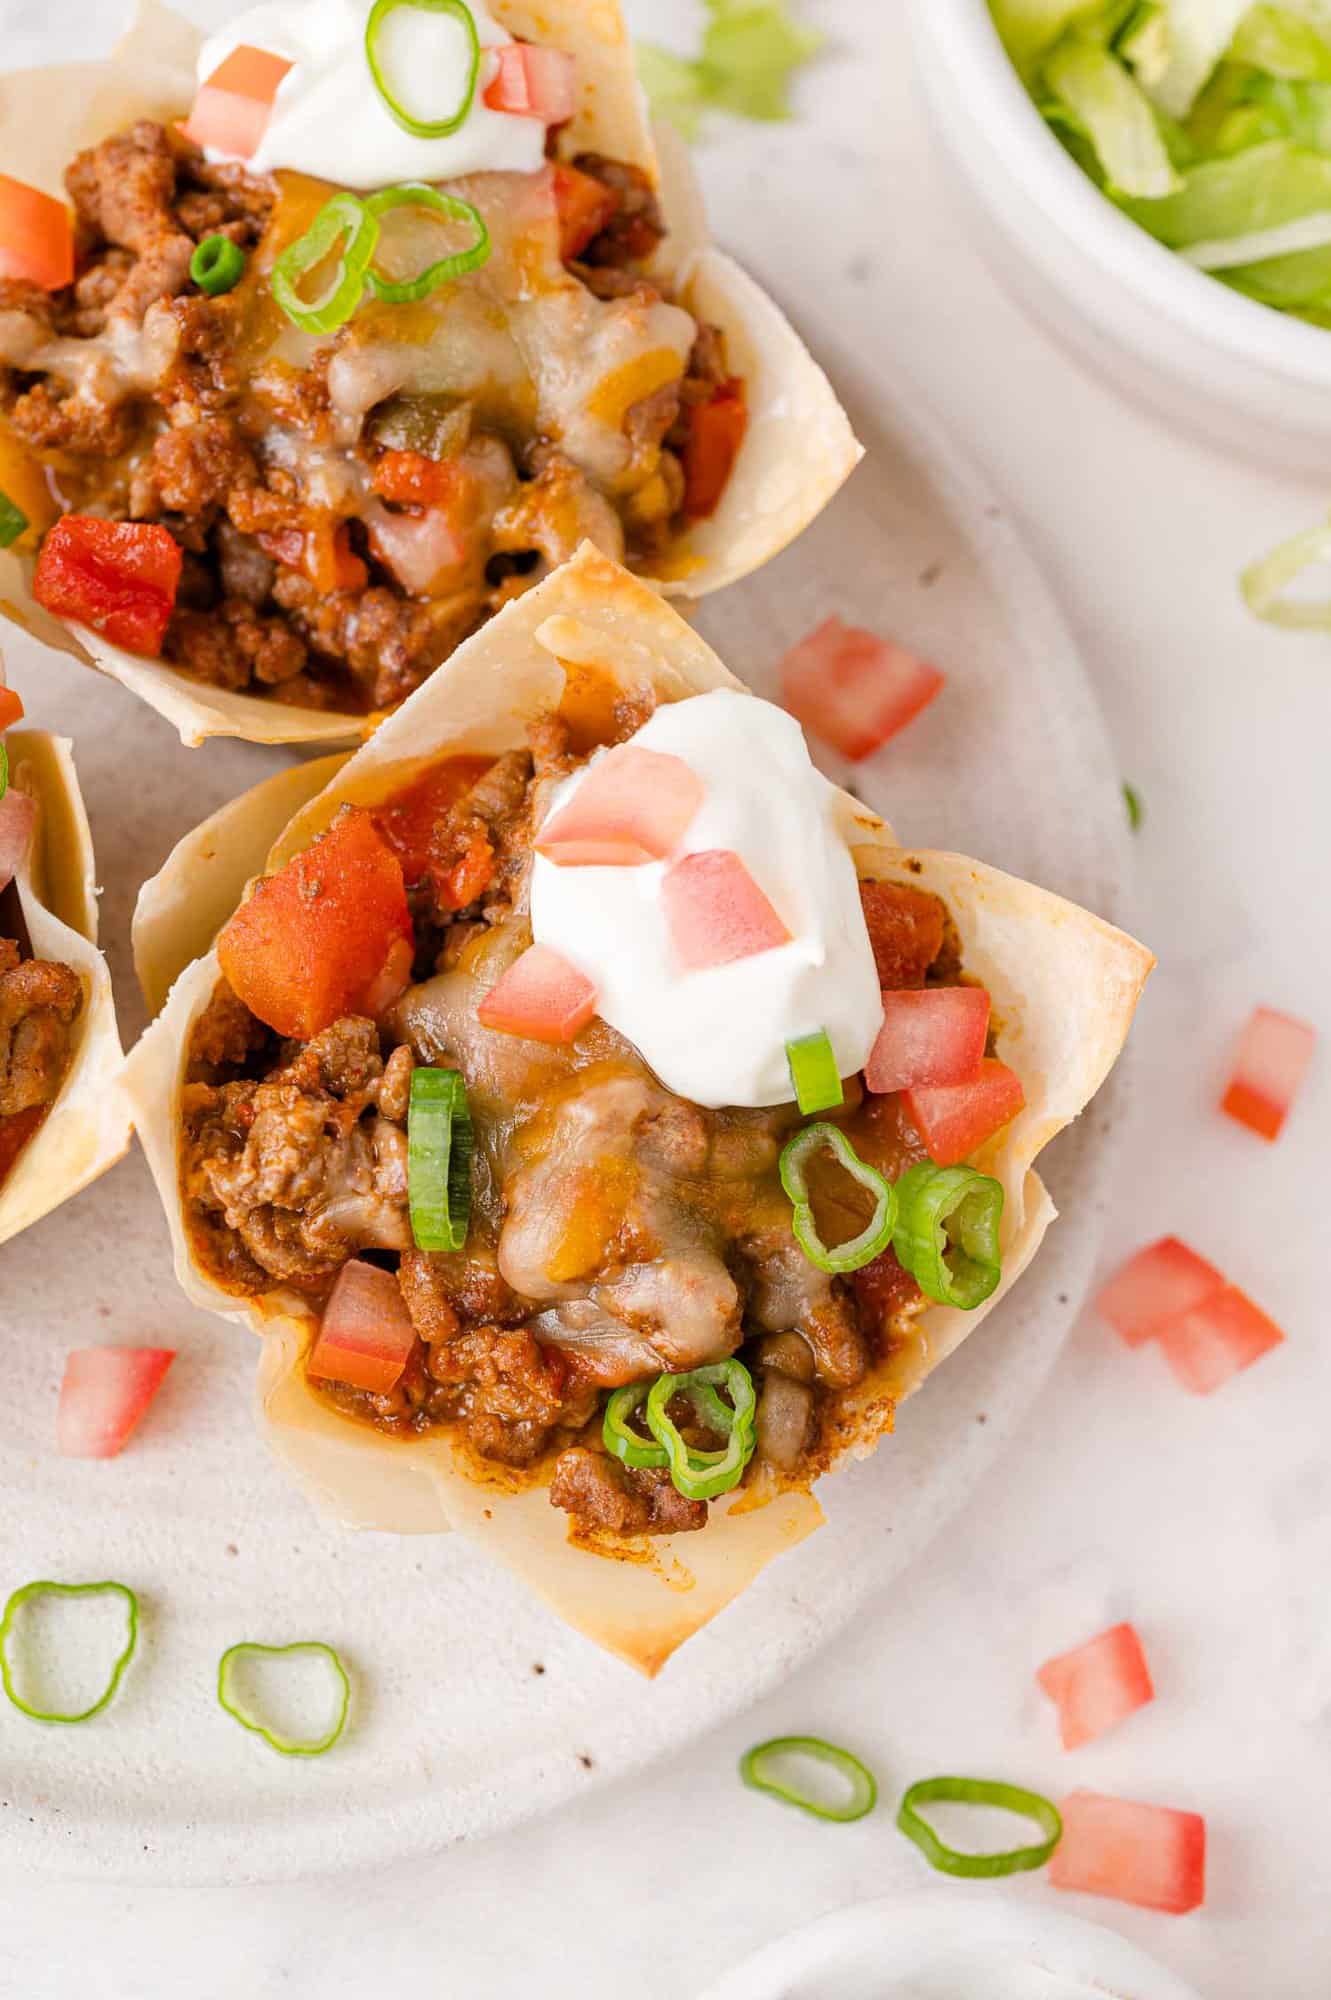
0 936 82 1186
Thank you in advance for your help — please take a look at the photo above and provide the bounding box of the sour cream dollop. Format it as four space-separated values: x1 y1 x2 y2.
530 690 883 1111
197 0 548 187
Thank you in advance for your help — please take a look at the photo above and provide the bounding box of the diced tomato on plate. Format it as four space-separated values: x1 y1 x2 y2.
537 746 703 867
1157 1285 1285 1396
781 616 944 762
57 1347 176 1459
1096 1236 1228 1349
1037 1622 1155 1751
183 44 294 161
478 943 598 1044
902 1056 1024 1166
307 1260 417 1397
0 174 74 291
865 985 990 1095
1221 1005 1316 1142
1050 1790 1206 1914
662 850 790 973
33 516 182 657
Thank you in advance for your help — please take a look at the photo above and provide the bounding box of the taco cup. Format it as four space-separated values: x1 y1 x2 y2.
125 546 1152 1672
0 0 859 749
0 712 129 1244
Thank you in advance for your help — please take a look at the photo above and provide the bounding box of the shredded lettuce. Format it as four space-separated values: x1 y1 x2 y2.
1045 34 1185 188
638 1 823 137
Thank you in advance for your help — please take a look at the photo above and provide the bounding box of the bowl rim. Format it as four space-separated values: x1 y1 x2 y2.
912 0 1331 388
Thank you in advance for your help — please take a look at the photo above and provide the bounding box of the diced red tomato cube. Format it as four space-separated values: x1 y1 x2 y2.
662 850 790 973
372 450 468 509
537 747 704 868
182 44 294 160
0 174 74 291
1221 1005 1316 1142
33 516 182 657
307 1260 416 1397
682 379 748 521
551 162 619 261
1096 1236 1228 1349
1050 1791 1206 1914
901 1056 1024 1166
865 985 990 1095
57 1347 176 1459
478 943 597 1044
1037 1622 1155 1750
781 616 945 762
218 809 413 1041
0 687 24 730
858 879 946 989
1157 1285 1285 1396
483 44 577 123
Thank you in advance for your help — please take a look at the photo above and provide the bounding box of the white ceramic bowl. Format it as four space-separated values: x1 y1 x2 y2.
910 0 1331 474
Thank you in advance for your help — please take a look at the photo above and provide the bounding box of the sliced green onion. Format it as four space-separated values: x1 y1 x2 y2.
786 1029 844 1116
365 0 480 138
217 1641 351 1757
893 1162 1004 1311
0 1580 139 1725
408 1066 473 1253
603 1383 669 1469
272 192 379 335
0 490 29 549
896 1776 1063 1878
364 183 491 303
741 1736 878 1823
1242 512 1331 629
645 1359 756 1501
190 234 246 297
1123 781 1143 831
779 1122 896 1275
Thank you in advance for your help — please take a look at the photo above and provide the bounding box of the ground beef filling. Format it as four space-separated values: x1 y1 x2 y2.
179 740 948 1539
2 124 734 713
0 938 81 1185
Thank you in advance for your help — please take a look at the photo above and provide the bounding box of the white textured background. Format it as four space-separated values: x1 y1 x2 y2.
4 1 1331 1993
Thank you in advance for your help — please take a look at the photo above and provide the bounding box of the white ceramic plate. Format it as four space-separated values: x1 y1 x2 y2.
698 1895 1203 2000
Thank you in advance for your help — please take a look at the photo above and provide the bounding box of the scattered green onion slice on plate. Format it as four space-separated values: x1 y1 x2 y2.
364 183 491 302
645 1359 756 1501
896 1775 1063 1878
365 0 480 138
0 1579 139 1724
0 489 29 549
786 1029 844 1116
893 1162 1004 1311
271 191 379 334
1122 781 1143 831
190 234 246 297
741 1735 878 1823
602 1383 669 1469
408 1065 473 1252
779 1122 896 1275
217 1640 351 1757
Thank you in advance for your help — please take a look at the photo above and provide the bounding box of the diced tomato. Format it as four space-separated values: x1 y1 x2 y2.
1221 1005 1316 1142
865 986 990 1095
682 379 748 522
478 943 598 1044
182 44 294 161
483 44 577 124
0 687 24 730
218 809 413 1041
374 756 493 883
1037 1623 1155 1751
781 616 945 763
0 175 74 291
0 783 35 890
1157 1285 1285 1396
33 516 182 657
1050 1791 1206 1914
858 879 946 989
662 850 790 973
57 1347 176 1459
1095 1236 1227 1349
551 162 619 261
307 1260 416 1397
901 1057 1024 1166
260 521 368 596
537 746 704 868
372 451 470 509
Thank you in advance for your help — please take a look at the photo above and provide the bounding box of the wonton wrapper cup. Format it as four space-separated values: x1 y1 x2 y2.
125 547 1152 1673
0 731 129 1244
0 0 861 750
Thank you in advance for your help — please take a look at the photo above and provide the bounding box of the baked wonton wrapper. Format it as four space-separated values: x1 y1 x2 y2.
0 730 129 1244
125 547 1152 1673
0 0 861 750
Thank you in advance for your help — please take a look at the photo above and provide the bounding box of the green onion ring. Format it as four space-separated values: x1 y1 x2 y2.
646 1360 756 1502
271 192 379 334
408 1066 473 1253
741 1736 878 1823
190 234 246 297
897 1776 1063 1878
0 1580 139 1725
779 1122 897 1275
365 0 480 138
786 1029 844 1116
0 741 8 803
0 490 29 550
893 1162 1004 1311
217 1641 351 1758
364 183 491 302
602 1384 668 1469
